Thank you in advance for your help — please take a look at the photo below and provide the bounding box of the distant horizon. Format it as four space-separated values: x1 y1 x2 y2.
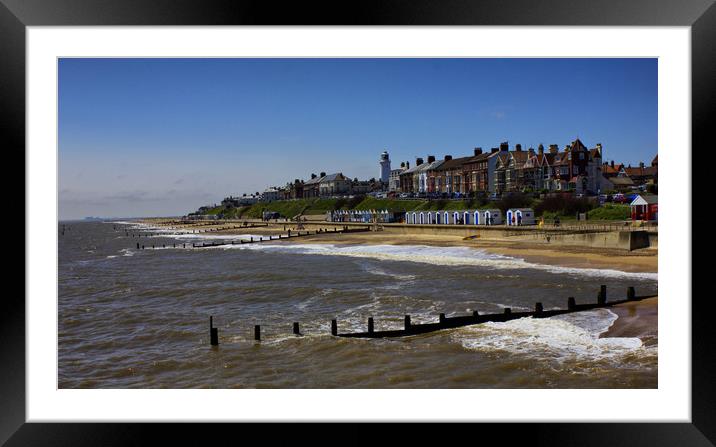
59 58 657 220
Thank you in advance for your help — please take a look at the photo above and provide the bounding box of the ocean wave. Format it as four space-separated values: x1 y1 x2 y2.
452 309 651 362
218 243 658 281
356 260 417 281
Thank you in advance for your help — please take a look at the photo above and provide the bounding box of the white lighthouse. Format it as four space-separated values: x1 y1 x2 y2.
379 150 391 183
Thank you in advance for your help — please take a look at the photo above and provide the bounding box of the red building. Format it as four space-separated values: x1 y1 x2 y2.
630 195 658 221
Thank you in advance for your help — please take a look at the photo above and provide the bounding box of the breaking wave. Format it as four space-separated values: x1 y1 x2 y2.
218 243 657 281
453 308 651 362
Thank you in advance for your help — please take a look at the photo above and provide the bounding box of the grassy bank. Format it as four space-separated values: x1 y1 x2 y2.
194 195 632 221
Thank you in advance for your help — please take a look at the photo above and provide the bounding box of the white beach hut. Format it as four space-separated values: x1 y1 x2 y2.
506 208 536 226
473 210 482 225
444 211 452 225
452 211 461 225
427 211 434 224
435 211 442 224
483 209 502 225
463 210 472 225
419 212 425 225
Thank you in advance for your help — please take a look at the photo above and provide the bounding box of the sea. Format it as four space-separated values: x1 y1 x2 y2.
58 220 658 388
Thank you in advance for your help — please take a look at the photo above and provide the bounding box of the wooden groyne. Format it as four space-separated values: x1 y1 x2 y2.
122 223 270 238
207 286 656 344
134 226 371 249
335 287 651 338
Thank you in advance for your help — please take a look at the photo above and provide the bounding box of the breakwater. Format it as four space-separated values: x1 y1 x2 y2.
207 285 653 342
132 226 371 249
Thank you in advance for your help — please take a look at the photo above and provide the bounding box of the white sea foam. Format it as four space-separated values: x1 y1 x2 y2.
219 242 658 281
356 260 417 281
453 309 650 362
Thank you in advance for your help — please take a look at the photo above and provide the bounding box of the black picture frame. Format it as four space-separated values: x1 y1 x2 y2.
3 0 711 444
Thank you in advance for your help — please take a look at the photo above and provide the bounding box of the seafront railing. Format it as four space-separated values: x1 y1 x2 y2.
207 285 656 344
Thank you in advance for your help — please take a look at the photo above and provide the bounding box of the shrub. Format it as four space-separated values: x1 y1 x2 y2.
534 195 595 216
587 204 631 220
494 193 534 213
346 195 366 209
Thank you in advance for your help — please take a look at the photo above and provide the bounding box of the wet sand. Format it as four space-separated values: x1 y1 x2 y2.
601 297 658 346
141 219 657 273
278 231 658 274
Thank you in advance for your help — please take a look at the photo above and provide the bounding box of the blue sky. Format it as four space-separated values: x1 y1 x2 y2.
59 58 657 219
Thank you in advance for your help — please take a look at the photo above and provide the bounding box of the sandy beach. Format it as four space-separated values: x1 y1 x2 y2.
142 219 658 274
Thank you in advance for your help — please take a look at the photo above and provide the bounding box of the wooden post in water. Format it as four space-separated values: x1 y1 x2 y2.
439 313 446 323
254 325 261 341
142 245 145 250
210 316 219 346
472 310 479 318
627 286 636 300
568 297 576 310
136 243 140 249
504 308 512 315
404 315 411 331
368 317 374 333
293 322 300 335
331 319 338 336
535 302 543 314
598 285 607 305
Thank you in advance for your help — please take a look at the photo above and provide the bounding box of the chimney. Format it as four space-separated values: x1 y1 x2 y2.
444 155 453 161
406 161 410 169
416 157 424 166
320 172 326 178
474 147 483 156
427 155 436 163
500 142 509 152
400 162 405 168
538 144 544 156
528 147 535 156
610 160 614 168
311 173 317 179
491 148 499 154
549 144 559 154
515 144 522 152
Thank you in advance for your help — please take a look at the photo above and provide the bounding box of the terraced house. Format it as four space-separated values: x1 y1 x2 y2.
387 138 625 196
435 155 472 195
461 148 490 194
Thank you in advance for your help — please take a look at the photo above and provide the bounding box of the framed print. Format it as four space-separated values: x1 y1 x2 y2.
4 0 712 444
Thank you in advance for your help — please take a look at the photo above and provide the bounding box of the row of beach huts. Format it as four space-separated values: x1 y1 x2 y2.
326 208 536 226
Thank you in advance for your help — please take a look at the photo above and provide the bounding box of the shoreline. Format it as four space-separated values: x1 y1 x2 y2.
136 219 658 274
600 297 658 346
